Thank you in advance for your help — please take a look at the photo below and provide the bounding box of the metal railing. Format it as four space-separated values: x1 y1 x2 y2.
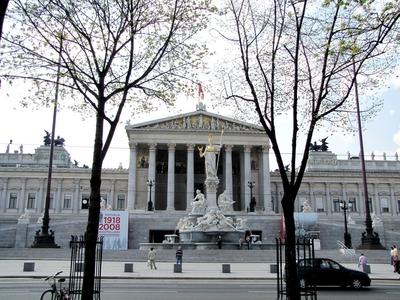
68 235 103 300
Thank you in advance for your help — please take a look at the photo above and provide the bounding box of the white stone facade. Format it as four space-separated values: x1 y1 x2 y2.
0 107 399 248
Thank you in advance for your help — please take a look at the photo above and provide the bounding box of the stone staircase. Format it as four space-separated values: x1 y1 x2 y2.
0 247 390 264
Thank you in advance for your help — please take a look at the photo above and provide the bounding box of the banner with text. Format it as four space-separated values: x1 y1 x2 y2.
98 210 129 250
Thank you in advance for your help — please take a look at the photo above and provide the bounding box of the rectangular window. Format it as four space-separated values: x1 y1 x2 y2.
398 199 400 213
8 192 17 209
316 197 324 212
117 194 125 210
381 198 389 213
63 194 72 209
348 197 357 212
27 193 36 209
332 197 341 212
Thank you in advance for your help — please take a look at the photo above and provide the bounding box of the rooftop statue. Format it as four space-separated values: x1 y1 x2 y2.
309 137 329 152
54 136 65 147
43 130 51 146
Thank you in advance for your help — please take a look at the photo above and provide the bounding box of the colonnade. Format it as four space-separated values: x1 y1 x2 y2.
127 142 272 212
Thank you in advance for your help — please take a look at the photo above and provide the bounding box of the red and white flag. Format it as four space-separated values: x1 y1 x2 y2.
197 83 204 99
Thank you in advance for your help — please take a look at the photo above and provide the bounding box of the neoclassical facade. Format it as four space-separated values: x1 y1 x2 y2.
0 105 399 249
125 107 272 213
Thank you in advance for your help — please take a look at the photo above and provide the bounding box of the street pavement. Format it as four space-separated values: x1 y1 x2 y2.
0 257 399 280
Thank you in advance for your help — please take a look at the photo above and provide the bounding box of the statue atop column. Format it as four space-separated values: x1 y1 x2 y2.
198 133 220 179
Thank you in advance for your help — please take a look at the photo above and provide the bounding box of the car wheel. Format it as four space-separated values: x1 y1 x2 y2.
351 278 362 289
299 278 307 289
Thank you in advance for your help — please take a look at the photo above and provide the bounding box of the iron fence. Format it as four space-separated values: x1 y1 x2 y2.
276 237 317 299
69 235 103 300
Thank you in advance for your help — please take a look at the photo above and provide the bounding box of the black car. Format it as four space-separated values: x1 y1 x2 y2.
297 258 371 289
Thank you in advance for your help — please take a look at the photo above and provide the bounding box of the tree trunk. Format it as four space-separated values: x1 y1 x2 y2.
82 105 104 299
282 191 300 300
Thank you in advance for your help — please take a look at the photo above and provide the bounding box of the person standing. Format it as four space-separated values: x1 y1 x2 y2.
358 253 368 272
217 235 222 249
176 246 183 265
148 247 157 270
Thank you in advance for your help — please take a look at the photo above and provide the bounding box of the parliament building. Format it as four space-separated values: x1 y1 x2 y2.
0 104 399 249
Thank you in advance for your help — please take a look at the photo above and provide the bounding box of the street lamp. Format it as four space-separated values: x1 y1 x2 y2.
32 29 64 248
353 61 384 249
340 200 352 249
147 179 155 211
248 181 255 212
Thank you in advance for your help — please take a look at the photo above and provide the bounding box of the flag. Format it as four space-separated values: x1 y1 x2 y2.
197 83 204 99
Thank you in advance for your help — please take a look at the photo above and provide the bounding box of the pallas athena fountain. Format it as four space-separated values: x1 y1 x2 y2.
174 133 249 248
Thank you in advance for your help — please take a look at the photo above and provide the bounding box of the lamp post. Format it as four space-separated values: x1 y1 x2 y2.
32 30 64 248
248 181 255 212
147 179 154 211
353 61 384 249
340 200 352 249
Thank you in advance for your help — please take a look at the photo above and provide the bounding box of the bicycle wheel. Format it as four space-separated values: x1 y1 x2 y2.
40 289 56 300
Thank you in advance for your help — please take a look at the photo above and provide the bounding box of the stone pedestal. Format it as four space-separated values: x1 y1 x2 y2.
15 222 28 248
205 177 219 209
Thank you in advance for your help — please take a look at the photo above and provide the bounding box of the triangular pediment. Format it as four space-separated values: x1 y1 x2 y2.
126 110 263 133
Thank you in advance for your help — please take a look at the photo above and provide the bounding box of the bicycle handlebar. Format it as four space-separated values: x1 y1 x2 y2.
45 270 63 281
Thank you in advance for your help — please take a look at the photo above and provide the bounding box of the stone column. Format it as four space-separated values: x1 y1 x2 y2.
148 143 157 208
224 145 233 200
1 178 8 213
244 145 251 211
341 183 347 210
127 142 137 210
373 183 380 215
73 179 80 214
18 178 27 214
167 143 176 210
110 180 115 210
186 144 194 210
390 183 396 216
325 183 332 216
55 179 62 213
358 182 365 215
37 179 45 213
262 145 272 213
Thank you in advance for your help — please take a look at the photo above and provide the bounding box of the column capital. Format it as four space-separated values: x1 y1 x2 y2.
225 144 233 152
262 144 271 152
187 144 195 151
243 145 252 153
129 142 137 149
168 143 176 150
149 143 157 150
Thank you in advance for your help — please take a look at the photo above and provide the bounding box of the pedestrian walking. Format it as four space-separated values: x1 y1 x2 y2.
358 253 368 272
392 245 399 273
176 246 183 265
147 247 157 270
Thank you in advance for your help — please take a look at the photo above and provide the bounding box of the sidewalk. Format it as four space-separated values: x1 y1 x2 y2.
0 260 399 280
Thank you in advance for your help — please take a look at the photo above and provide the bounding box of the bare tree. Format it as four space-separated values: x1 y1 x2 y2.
0 0 9 40
1 0 213 298
220 0 400 298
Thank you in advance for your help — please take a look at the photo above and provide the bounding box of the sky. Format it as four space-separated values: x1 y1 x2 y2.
1 1 400 170
0 78 399 171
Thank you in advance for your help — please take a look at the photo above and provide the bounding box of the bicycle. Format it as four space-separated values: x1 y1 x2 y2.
40 271 71 300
